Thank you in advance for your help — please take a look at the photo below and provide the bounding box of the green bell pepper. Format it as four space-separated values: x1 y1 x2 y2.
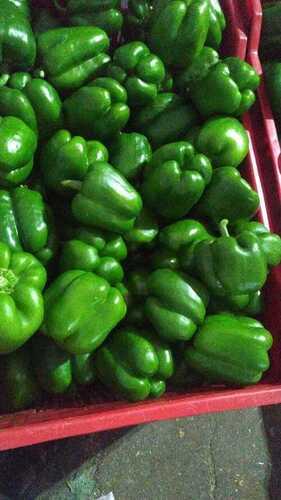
0 72 63 140
195 167 260 224
32 6 61 34
37 27 110 91
158 218 212 272
195 219 268 297
109 132 152 180
32 336 96 394
260 1 281 60
0 346 40 412
95 327 174 401
132 92 199 149
192 116 249 167
43 270 127 354
207 0 226 49
68 225 128 262
9 0 30 17
0 115 37 187
41 130 109 195
0 0 36 71
106 41 166 106
0 186 57 265
142 141 212 219
65 162 142 233
53 0 123 34
63 77 130 141
145 268 209 342
175 46 219 94
0 242 47 354
189 58 260 117
185 313 273 385
232 220 281 268
124 0 153 41
124 207 159 246
208 290 264 316
147 0 210 68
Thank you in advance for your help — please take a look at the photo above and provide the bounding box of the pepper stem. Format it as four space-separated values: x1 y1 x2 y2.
219 219 230 237
61 180 82 191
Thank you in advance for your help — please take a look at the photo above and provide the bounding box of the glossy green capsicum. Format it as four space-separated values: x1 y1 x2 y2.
207 0 226 49
124 0 153 41
0 115 37 187
175 46 219 94
191 116 249 168
147 0 210 68
260 1 281 60
132 92 199 149
0 187 57 265
264 62 281 126
142 141 212 219
32 336 96 394
60 225 127 285
63 77 130 141
196 167 260 224
208 290 264 316
43 270 127 354
232 220 281 268
185 314 273 385
0 72 63 140
145 268 209 342
158 219 212 272
0 0 36 71
189 58 260 117
109 132 152 180
37 26 110 91
106 41 166 106
0 346 40 412
41 130 108 195
64 162 142 233
53 0 123 34
9 0 30 17
0 242 47 354
195 219 268 297
95 327 174 401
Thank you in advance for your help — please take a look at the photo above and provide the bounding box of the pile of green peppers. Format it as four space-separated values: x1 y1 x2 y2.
0 0 280 412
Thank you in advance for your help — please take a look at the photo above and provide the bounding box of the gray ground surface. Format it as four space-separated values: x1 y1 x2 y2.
0 405 280 500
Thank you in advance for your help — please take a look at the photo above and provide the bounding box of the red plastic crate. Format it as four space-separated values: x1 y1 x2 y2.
0 0 281 452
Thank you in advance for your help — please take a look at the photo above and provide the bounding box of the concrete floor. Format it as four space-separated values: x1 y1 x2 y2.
0 405 281 500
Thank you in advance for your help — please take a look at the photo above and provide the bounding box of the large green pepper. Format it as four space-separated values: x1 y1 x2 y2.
158 219 212 272
132 92 199 149
60 226 127 285
109 132 152 180
43 270 127 354
0 115 37 187
195 167 260 225
0 0 36 71
124 0 153 41
175 46 219 94
195 219 268 297
0 187 57 265
232 220 281 268
32 336 96 394
191 116 249 168
53 0 123 34
208 290 264 316
106 41 166 106
147 0 210 68
9 0 30 17
189 58 260 117
65 162 142 233
41 130 108 195
37 27 110 91
142 141 212 219
95 327 174 401
0 242 47 354
145 269 209 342
185 314 273 385
0 346 40 412
207 0 226 49
0 72 63 140
63 77 130 141
260 2 281 60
